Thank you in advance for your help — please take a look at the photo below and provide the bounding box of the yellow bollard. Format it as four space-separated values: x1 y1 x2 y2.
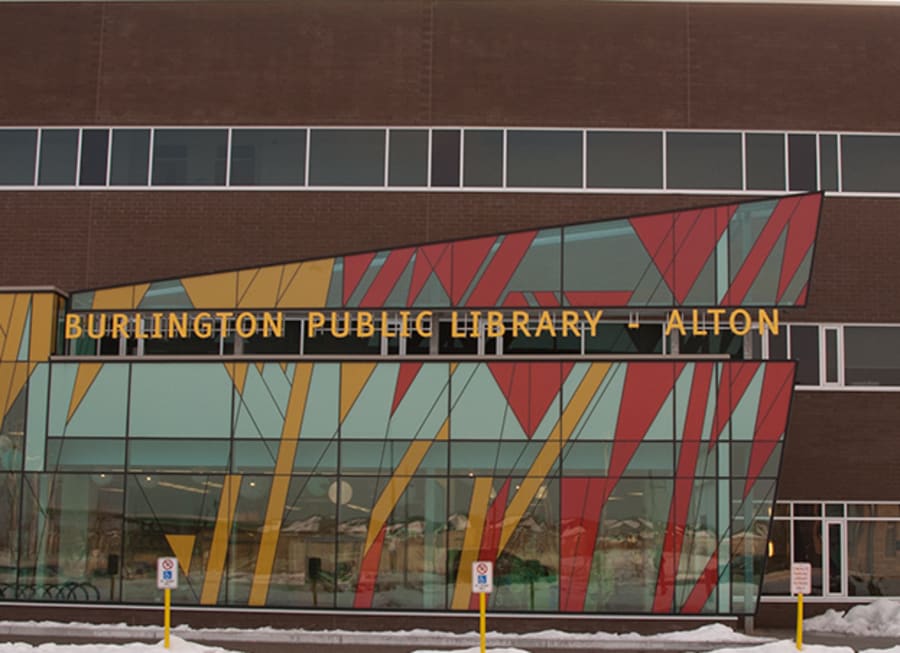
164 588 171 649
479 592 486 653
796 592 803 650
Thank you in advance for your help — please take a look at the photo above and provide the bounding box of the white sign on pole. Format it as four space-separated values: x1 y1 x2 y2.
791 562 812 595
157 557 179 590
472 560 493 594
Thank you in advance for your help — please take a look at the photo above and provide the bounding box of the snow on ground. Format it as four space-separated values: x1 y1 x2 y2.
0 636 242 652
806 598 900 638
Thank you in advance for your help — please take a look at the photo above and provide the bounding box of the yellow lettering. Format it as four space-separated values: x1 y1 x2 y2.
235 312 257 339
450 311 466 338
65 314 83 339
758 309 779 336
110 313 128 340
665 310 686 337
560 310 580 337
469 311 481 338
308 311 325 338
87 313 106 339
134 313 148 339
729 309 752 336
398 311 412 338
357 311 374 338
151 313 163 338
534 311 557 337
379 311 396 338
214 311 234 335
511 311 531 338
485 311 505 338
708 309 726 335
330 312 350 338
691 309 708 336
193 312 214 339
581 310 603 337
168 313 188 339
415 311 433 338
262 312 283 338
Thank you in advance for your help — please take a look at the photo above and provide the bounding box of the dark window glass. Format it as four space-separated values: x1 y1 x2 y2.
841 135 900 192
143 327 220 355
463 130 502 187
503 327 580 354
746 133 785 191
110 129 150 186
405 330 431 355
819 135 838 191
769 330 788 360
585 324 663 354
680 333 743 359
507 130 582 188
0 129 37 185
793 519 823 595
791 325 820 385
666 132 742 190
230 129 305 186
587 131 662 189
152 129 227 186
788 134 817 191
79 129 109 186
242 320 302 354
308 129 384 186
304 330 380 355
431 129 460 187
438 321 477 354
388 129 428 186
795 503 822 517
38 129 78 185
845 326 900 386
825 329 838 383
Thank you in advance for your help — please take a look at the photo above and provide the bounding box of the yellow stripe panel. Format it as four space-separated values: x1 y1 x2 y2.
238 267 281 308
277 259 335 308
248 363 313 605
497 363 611 553
340 362 376 424
182 272 238 310
28 294 57 361
0 295 29 361
451 476 493 609
200 474 243 604
224 362 248 396
92 285 148 310
67 363 103 424
165 534 196 575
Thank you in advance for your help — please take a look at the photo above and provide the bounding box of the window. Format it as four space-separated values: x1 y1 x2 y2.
666 132 742 190
463 130 503 187
79 129 109 186
507 130 582 188
431 129 460 187
790 325 820 386
587 131 662 189
388 129 428 187
230 129 305 186
0 129 37 185
38 129 78 185
151 129 227 186
844 326 900 386
308 129 384 187
746 133 785 191
788 134 817 191
841 135 900 193
109 129 150 186
819 134 839 191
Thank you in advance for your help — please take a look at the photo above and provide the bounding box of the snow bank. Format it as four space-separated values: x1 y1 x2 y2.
806 598 900 637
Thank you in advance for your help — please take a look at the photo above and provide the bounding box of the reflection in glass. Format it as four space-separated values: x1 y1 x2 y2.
507 130 581 188
746 133 785 191
110 129 150 186
151 129 227 186
587 131 662 189
463 130 502 187
847 520 900 596
309 129 384 187
667 132 741 190
388 130 428 187
230 129 305 186
844 326 900 386
841 135 900 193
38 129 78 185
0 129 37 185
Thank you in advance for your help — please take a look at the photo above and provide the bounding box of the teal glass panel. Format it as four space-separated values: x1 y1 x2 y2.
0 472 21 584
674 364 717 442
232 439 338 474
618 442 674 475
25 363 49 471
234 363 294 438
586 478 672 612
561 441 611 475
675 479 718 611
449 440 553 476
340 440 447 476
387 363 449 440
0 379 25 471
729 365 765 441
731 442 782 479
563 219 672 306
565 362 625 440
225 475 273 604
302 363 339 437
48 363 128 436
490 477 559 612
47 438 125 471
680 212 718 306
129 363 232 437
69 292 94 311
335 476 383 608
263 475 337 608
727 200 777 303
729 478 776 614
340 364 396 438
128 439 230 472
137 279 193 309
504 228 561 296
679 438 717 478
450 363 527 440
122 473 222 604
18 473 124 602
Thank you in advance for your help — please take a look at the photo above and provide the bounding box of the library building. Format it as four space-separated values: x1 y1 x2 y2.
1 0 899 630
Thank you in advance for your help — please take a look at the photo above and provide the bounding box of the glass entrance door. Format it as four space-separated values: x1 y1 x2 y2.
824 520 846 596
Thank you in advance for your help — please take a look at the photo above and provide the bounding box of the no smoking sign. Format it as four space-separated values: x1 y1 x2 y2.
471 561 493 594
